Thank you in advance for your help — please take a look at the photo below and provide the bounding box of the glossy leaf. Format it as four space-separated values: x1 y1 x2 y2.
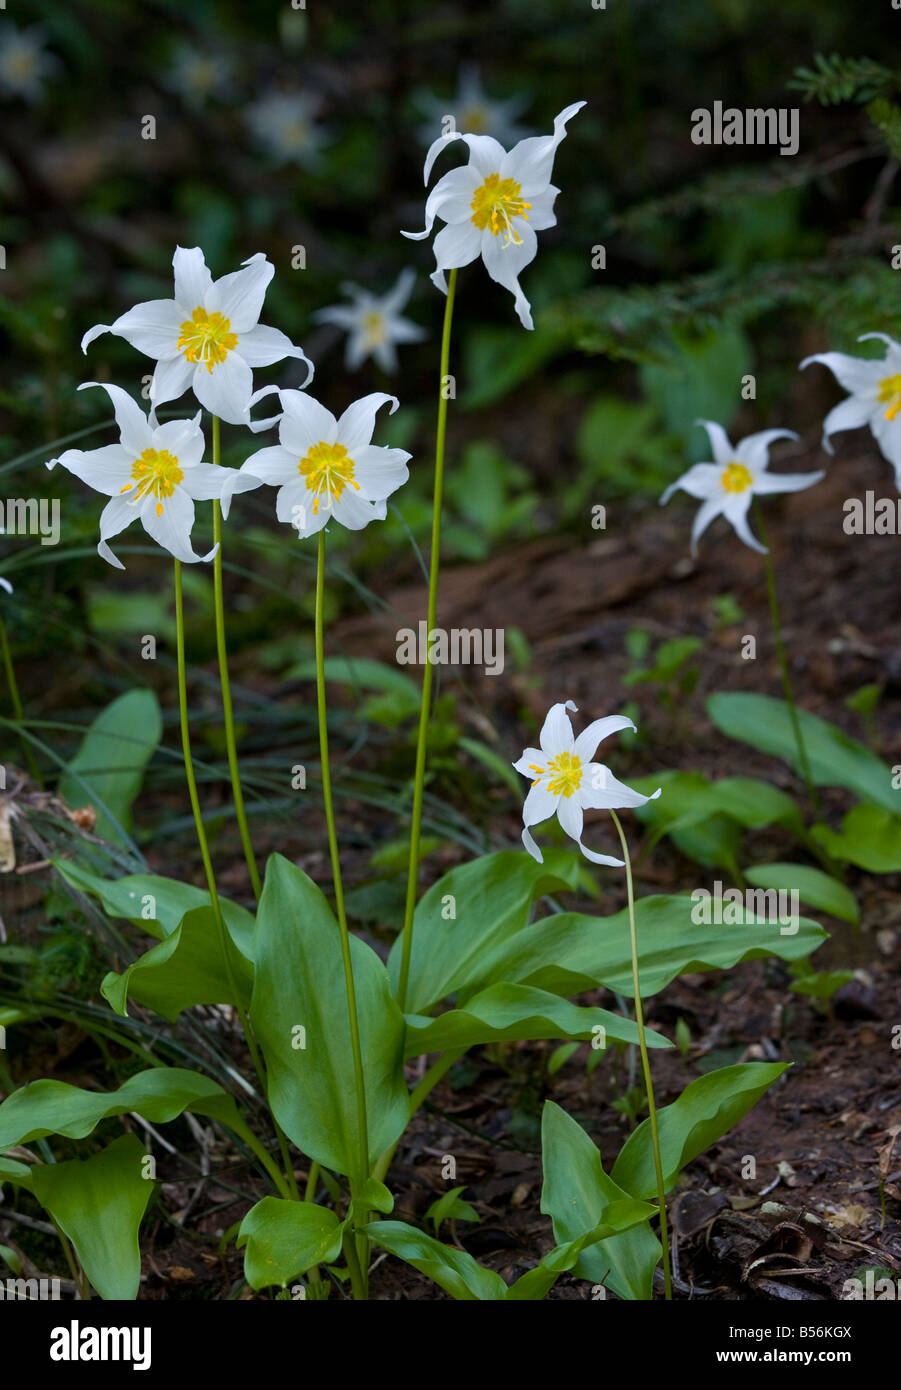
237 1198 344 1290
811 804 901 874
101 905 254 1021
58 689 161 845
745 862 859 925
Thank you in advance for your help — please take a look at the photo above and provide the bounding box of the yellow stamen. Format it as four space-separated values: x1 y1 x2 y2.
298 441 360 515
720 461 753 494
362 311 386 348
470 173 531 244
528 751 583 799
878 373 901 421
120 448 184 516
177 307 238 372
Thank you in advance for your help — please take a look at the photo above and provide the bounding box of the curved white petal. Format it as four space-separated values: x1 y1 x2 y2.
178 461 232 501
108 299 184 360
799 350 884 397
238 324 310 370
539 700 577 756
206 252 273 333
172 246 213 312
141 488 203 563
660 462 720 504
77 381 153 456
81 323 113 353
149 354 194 409
97 495 136 570
278 392 338 455
722 490 765 553
238 445 298 485
479 221 537 329
352 445 410 502
500 101 585 193
337 392 399 451
752 468 825 495
735 428 799 475
573 714 636 763
697 419 734 467
53 443 133 496
821 393 873 449
512 746 546 778
581 767 661 811
151 414 204 467
331 489 385 531
690 495 726 554
432 219 482 274
191 354 254 424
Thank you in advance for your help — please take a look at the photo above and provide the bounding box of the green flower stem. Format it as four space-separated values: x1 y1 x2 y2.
314 529 371 1293
397 266 458 1013
211 415 262 901
0 612 42 784
609 810 672 1301
754 504 822 821
174 559 294 1202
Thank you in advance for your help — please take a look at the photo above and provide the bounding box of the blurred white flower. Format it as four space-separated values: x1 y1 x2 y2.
314 269 426 373
660 420 824 555
513 701 660 865
403 101 585 330
226 390 410 537
46 383 257 569
165 43 232 108
0 22 59 103
245 92 328 168
801 333 901 488
0 578 12 596
81 247 312 427
418 65 531 147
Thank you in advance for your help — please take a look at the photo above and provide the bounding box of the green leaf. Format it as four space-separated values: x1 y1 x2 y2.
611 1062 789 1200
811 803 901 873
458 736 523 796
0 1067 248 1150
403 982 671 1058
366 1221 509 1300
744 863 859 925
633 770 804 841
540 1100 660 1301
101 905 254 1021
237 1198 344 1290
29 1134 154 1300
250 854 409 1175
707 693 900 815
58 690 161 845
387 849 581 1014
425 1186 480 1236
790 969 854 1000
0 1243 22 1275
470 895 826 999
54 859 255 950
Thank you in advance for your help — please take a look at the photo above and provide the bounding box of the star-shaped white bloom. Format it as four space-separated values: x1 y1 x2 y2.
660 420 824 555
402 101 585 330
417 64 532 148
165 43 232 108
313 269 427 373
225 390 411 538
0 23 59 104
801 332 901 489
513 701 660 866
245 92 329 169
81 247 312 427
46 383 258 570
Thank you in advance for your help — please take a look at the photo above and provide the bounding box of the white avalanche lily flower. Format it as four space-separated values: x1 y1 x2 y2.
81 247 312 427
402 100 585 330
166 43 232 108
513 701 660 866
313 269 426 373
245 92 328 169
46 383 257 570
660 420 824 556
228 391 411 537
0 23 59 103
801 333 901 488
417 64 531 148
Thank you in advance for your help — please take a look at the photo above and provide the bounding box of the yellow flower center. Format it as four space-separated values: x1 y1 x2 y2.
298 441 360 515
177 307 238 372
121 448 184 517
460 105 487 134
720 461 753 494
529 750 583 799
362 311 386 348
470 173 531 243
7 50 38 81
878 373 901 421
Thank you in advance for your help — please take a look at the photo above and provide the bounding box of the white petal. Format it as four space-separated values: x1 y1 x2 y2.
512 746 546 778
690 495 726 554
735 428 799 475
432 220 482 274
722 491 765 554
337 393 398 451
352 445 410 502
500 101 585 193
820 394 872 449
539 700 577 755
151 414 204 467
526 186 559 232
278 392 338 454
191 354 254 424
752 469 825 495
178 461 232 501
799 350 883 397
141 488 204 563
382 267 417 315
206 253 273 333
108 299 184 360
522 782 558 833
238 323 311 369
219 467 266 520
149 354 194 409
697 419 734 466
97 495 136 569
461 133 508 177
573 715 636 762
660 462 720 504
81 323 113 353
331 490 385 531
479 222 537 329
237 445 297 485
172 246 213 311
78 381 152 456
580 766 661 811
53 443 133 496
556 794 583 843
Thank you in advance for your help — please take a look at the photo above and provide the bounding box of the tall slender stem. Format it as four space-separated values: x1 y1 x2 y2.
174 559 294 1200
609 810 672 1301
397 267 458 1012
755 505 822 820
314 530 371 1277
0 613 42 784
211 415 262 900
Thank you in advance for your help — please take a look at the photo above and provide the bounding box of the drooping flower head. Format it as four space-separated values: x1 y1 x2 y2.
313 269 427 373
417 64 532 148
660 420 824 555
513 701 660 865
225 391 410 538
81 247 312 426
46 383 257 570
801 333 901 490
402 101 585 330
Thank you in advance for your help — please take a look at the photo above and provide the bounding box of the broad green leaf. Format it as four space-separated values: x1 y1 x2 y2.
237 1198 344 1290
745 863 859 925
540 1100 660 1301
0 1243 22 1275
670 815 742 877
29 1134 154 1300
58 689 161 845
284 655 419 702
633 770 804 843
505 1215 657 1300
469 895 826 1000
790 969 853 1000
250 855 409 1175
612 1062 789 1200
707 693 900 815
101 905 254 1021
403 982 672 1058
366 1221 508 1300
811 804 901 874
387 849 581 1014
0 1067 247 1150
54 859 255 951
